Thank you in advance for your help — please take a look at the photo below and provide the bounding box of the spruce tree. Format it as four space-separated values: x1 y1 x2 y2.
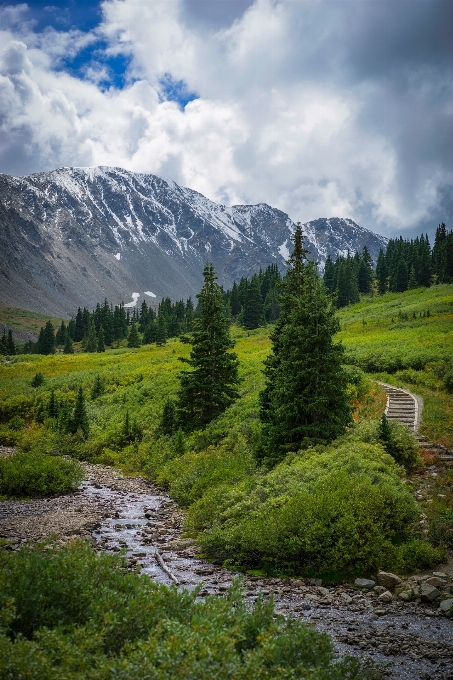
160 398 176 436
85 320 97 353
63 331 74 354
155 314 167 346
91 374 105 399
97 325 106 352
375 248 388 294
37 321 56 355
259 224 351 466
176 263 240 431
7 329 16 355
47 389 59 419
242 275 264 329
68 387 89 438
127 321 140 348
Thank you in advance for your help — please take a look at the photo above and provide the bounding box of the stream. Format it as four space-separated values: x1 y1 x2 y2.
80 475 453 680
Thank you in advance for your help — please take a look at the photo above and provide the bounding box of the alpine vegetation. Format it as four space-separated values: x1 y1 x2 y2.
258 224 352 466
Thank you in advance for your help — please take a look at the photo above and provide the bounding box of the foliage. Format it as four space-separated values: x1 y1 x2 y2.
0 451 83 498
0 541 381 680
259 224 351 465
195 441 419 578
160 398 177 436
177 264 240 431
31 372 45 387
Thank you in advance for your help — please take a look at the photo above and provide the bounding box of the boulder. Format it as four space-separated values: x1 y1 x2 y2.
354 578 376 590
439 598 453 613
378 591 393 603
398 591 412 602
425 576 446 588
420 583 440 602
432 572 448 579
377 571 402 589
373 585 387 595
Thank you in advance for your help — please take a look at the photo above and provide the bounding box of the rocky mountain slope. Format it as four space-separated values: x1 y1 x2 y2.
0 167 387 316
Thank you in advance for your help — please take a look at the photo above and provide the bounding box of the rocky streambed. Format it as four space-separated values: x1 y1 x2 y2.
1 462 453 680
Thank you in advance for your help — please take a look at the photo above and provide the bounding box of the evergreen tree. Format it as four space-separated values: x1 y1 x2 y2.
160 398 176 436
127 321 140 348
47 390 59 419
230 281 241 318
85 320 97 353
91 374 105 399
68 387 89 438
375 248 388 294
0 332 8 355
407 265 418 289
357 246 373 294
259 224 351 466
395 258 408 292
378 413 396 458
142 319 157 344
155 314 167 346
97 325 106 352
176 263 240 431
55 321 66 346
6 329 16 355
323 255 335 294
31 372 45 387
37 321 56 355
63 331 74 354
242 275 264 329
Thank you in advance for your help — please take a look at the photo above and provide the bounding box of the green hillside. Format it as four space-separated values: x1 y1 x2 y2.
337 284 453 446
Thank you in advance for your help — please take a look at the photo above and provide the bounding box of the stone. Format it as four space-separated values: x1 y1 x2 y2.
165 538 196 550
439 598 453 613
354 578 376 590
378 591 393 603
374 585 387 595
425 577 446 588
373 608 387 616
420 584 440 602
317 586 330 596
432 571 448 578
340 592 352 603
398 591 412 601
377 571 402 589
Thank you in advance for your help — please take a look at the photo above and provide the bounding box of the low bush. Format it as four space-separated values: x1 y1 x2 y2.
0 541 382 679
0 451 83 498
194 442 421 579
349 417 421 473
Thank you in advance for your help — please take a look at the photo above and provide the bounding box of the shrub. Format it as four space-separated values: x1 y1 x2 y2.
351 417 421 474
0 541 381 679
392 539 446 573
0 451 83 498
196 442 419 578
31 372 45 387
430 510 453 548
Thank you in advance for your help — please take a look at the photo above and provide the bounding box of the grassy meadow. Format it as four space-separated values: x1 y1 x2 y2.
337 284 453 447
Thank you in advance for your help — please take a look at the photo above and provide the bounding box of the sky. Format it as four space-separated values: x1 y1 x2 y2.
0 0 452 239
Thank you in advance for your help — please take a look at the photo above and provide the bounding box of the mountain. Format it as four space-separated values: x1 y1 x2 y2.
0 166 388 317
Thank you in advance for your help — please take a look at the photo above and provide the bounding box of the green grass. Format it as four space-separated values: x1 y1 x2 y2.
0 289 451 576
337 284 453 446
0 305 64 338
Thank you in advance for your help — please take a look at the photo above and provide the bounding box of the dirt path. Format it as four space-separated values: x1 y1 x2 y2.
1 463 453 680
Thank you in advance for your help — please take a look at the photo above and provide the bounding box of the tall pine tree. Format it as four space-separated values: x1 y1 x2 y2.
259 224 351 466
176 263 240 431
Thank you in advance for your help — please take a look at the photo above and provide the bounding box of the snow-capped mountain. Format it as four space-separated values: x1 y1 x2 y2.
0 167 388 317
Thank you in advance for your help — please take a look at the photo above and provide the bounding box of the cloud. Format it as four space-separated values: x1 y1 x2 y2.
0 0 452 237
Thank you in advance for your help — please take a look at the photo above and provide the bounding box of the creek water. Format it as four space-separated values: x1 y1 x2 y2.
81 479 453 680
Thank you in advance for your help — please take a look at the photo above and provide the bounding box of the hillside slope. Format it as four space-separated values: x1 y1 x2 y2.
0 167 387 316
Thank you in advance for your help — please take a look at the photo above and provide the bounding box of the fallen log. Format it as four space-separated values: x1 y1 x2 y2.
154 550 180 585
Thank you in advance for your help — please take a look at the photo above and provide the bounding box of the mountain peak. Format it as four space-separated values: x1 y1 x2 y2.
0 166 388 316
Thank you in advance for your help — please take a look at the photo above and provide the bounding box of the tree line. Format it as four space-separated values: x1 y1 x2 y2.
375 223 453 295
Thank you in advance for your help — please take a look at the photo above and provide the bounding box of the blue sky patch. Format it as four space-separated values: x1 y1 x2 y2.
159 73 199 109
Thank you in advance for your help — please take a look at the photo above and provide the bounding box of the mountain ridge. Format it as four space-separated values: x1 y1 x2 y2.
0 166 388 316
